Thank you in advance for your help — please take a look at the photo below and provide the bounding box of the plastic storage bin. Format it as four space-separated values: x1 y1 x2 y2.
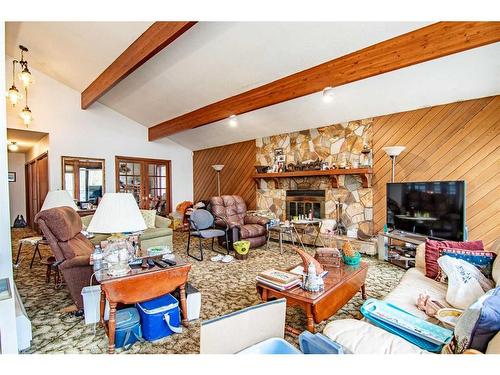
136 293 182 341
81 285 109 325
115 307 142 350
238 338 302 354
299 331 347 354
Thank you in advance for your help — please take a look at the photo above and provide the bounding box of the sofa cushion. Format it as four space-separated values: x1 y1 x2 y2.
239 224 266 239
486 331 500 354
446 287 500 353
384 267 449 323
415 243 426 273
425 239 484 279
140 227 173 241
141 210 157 229
323 319 427 354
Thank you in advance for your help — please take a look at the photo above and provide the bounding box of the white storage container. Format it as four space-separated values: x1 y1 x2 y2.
81 285 109 325
186 284 201 321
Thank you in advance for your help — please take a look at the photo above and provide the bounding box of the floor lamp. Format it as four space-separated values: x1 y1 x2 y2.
212 165 224 196
382 146 405 182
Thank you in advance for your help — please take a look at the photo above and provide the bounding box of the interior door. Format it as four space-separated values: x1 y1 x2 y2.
25 152 49 231
116 156 171 215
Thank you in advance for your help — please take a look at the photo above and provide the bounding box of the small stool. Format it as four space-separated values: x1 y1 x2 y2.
15 236 43 268
40 256 62 288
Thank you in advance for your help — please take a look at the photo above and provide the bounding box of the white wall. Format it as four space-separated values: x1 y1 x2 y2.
25 134 49 162
5 57 193 207
7 152 26 225
0 28 18 353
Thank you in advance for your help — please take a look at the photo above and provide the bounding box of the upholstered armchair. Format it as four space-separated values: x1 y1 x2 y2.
35 207 94 311
209 195 269 248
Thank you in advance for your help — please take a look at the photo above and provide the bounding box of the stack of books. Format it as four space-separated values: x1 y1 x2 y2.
256 269 301 291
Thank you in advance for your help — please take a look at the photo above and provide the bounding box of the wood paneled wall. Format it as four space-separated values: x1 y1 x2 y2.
373 95 500 249
193 140 256 209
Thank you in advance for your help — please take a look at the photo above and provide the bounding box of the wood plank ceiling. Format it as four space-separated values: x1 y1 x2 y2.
193 140 257 209
81 21 197 109
149 21 500 140
373 95 500 249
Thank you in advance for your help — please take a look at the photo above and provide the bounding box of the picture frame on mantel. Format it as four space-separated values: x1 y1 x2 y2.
8 172 16 182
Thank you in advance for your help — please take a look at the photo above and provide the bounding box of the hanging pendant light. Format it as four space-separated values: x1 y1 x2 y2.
6 60 22 106
19 87 33 126
19 66 33 87
18 45 33 87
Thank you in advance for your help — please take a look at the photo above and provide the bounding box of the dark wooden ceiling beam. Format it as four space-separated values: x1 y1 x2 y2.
148 21 500 141
81 21 197 109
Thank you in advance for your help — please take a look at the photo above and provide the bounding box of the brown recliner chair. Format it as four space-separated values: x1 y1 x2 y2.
209 195 269 248
35 207 94 311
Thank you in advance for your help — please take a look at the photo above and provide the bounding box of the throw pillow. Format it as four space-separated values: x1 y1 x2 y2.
439 248 496 279
425 239 484 279
140 210 156 229
437 256 495 309
445 287 500 354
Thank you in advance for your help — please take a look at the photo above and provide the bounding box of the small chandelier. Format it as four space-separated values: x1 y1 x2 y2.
6 45 34 126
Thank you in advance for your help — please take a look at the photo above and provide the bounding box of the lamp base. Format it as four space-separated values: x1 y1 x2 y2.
107 263 131 277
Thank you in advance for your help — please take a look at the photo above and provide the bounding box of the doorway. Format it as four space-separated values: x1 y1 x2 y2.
115 156 172 216
25 152 49 230
7 128 49 230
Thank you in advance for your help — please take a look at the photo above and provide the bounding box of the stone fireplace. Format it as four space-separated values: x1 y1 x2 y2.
255 119 374 234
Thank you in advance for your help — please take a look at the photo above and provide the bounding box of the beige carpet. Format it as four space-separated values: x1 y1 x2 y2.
11 228 404 354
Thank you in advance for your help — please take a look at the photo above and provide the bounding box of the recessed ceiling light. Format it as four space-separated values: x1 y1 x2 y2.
228 114 238 127
322 86 335 103
8 141 19 152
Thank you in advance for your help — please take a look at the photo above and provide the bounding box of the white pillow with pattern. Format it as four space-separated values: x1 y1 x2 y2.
140 210 156 229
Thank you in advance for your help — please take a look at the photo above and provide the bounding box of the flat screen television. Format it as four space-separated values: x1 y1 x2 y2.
386 181 465 241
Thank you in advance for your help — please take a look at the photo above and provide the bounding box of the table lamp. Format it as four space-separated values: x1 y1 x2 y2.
87 193 147 276
41 190 78 211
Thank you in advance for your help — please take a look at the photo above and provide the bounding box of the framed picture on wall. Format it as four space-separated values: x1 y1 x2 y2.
8 172 16 182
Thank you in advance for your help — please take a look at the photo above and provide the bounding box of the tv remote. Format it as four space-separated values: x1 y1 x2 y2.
163 258 176 266
154 259 171 268
147 258 155 268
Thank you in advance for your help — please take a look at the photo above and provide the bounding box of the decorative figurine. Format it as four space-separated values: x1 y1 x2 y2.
303 261 324 292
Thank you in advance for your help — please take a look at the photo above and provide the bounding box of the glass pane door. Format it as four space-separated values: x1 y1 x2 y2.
146 162 168 216
118 161 143 205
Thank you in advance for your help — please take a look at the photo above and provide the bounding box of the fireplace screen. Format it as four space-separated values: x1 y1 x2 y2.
286 190 325 220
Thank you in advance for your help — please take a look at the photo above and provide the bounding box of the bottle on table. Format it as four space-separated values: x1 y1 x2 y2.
92 245 103 272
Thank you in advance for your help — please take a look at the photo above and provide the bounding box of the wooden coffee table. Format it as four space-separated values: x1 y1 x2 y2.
256 261 368 334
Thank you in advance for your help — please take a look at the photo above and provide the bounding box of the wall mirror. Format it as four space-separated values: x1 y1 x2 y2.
61 156 105 207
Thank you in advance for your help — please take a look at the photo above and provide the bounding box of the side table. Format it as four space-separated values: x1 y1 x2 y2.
97 261 192 353
292 219 326 247
266 225 305 254
15 236 47 268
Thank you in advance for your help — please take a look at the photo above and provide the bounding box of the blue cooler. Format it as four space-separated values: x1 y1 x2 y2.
136 294 182 341
115 307 143 350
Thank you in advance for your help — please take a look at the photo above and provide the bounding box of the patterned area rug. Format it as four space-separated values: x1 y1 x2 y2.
11 228 404 354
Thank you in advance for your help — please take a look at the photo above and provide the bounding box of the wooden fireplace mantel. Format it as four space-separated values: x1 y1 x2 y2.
252 168 373 188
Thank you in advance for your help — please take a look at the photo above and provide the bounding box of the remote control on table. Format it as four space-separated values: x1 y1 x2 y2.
163 258 176 266
153 259 169 268
147 258 155 268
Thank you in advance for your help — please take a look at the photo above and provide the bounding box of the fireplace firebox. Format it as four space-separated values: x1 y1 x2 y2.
286 190 325 220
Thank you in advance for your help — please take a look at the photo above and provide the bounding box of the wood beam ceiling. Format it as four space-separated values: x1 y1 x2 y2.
148 21 500 141
81 21 197 109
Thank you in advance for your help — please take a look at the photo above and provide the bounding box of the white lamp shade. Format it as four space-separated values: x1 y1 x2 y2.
212 164 224 172
382 146 406 157
41 190 78 211
87 193 147 234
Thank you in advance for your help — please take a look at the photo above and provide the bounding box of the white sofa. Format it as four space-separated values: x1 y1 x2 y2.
323 241 500 354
